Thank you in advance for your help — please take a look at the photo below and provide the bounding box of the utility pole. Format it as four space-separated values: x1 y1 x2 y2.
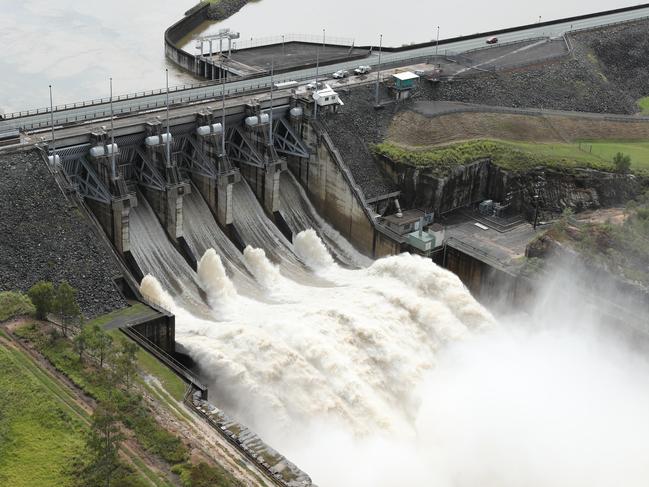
282 34 285 56
165 69 171 166
109 77 116 180
375 33 383 106
322 28 325 48
435 26 440 57
49 85 57 166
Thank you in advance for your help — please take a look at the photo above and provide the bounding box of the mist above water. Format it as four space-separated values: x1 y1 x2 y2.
141 229 649 487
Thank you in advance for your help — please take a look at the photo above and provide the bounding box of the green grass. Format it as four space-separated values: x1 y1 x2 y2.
638 96 649 115
86 302 151 329
15 324 186 462
0 291 35 322
0 342 86 487
105 329 188 402
576 140 649 173
374 139 649 176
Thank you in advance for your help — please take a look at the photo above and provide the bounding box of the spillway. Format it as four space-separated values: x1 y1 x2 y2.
129 193 208 312
231 180 327 285
279 171 373 269
182 184 259 297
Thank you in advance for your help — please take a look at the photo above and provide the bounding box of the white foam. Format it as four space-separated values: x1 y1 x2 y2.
197 248 237 309
294 229 335 271
243 245 282 289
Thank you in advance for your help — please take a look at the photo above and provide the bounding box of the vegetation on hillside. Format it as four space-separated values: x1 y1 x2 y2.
530 193 649 286
0 291 35 322
14 323 242 487
373 139 649 176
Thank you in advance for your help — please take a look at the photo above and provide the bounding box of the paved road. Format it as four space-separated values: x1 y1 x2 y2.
2 5 648 134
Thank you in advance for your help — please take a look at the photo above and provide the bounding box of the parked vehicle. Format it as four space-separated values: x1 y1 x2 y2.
486 36 498 44
305 81 324 91
332 69 349 79
354 65 371 75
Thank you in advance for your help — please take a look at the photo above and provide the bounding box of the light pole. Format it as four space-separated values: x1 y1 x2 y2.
220 60 226 158
322 28 325 48
109 77 116 180
269 59 274 145
314 50 320 118
165 69 171 166
281 34 285 55
375 34 383 106
435 26 440 57
49 85 56 166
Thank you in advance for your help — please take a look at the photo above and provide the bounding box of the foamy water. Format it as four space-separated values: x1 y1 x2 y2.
140 229 649 487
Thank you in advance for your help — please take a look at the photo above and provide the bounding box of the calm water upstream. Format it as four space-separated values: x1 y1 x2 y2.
0 0 638 111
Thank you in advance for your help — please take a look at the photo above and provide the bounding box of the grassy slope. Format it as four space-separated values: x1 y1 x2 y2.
0 341 85 487
374 139 649 176
638 97 649 114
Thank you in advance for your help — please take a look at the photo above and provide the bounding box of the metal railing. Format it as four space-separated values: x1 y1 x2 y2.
230 33 355 51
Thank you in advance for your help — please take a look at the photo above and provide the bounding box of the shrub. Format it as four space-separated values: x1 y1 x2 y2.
27 281 55 320
0 291 36 322
613 152 631 173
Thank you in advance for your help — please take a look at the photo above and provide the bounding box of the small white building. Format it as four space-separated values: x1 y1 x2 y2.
312 84 344 107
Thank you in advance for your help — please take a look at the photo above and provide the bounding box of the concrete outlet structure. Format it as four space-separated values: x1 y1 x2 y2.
142 120 190 241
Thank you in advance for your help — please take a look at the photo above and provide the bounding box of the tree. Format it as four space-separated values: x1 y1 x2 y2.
87 324 113 368
82 404 124 487
53 281 82 336
27 281 55 320
115 339 139 390
74 325 94 362
613 152 631 174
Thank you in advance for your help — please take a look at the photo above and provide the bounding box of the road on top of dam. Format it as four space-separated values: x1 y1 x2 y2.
1 4 648 135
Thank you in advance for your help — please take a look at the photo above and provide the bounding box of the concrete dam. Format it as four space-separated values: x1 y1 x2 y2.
4 4 649 486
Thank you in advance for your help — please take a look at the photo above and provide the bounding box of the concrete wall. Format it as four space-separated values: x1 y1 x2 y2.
292 121 379 258
164 3 210 74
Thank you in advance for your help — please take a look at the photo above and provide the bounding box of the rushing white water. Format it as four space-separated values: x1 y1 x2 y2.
138 214 649 486
197 249 237 309
293 229 334 271
182 184 261 297
279 171 372 269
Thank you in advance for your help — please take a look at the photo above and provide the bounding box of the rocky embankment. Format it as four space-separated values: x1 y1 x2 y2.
206 0 249 20
427 19 649 114
0 149 126 318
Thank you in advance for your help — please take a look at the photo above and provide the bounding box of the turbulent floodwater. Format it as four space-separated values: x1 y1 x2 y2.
138 214 649 486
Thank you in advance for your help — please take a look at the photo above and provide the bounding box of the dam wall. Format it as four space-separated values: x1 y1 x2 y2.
290 120 400 258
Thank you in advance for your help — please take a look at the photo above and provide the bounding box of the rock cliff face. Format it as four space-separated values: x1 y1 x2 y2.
0 149 127 318
378 156 641 217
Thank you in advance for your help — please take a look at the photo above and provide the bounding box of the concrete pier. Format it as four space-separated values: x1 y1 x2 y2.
192 109 240 226
86 128 137 254
141 120 190 241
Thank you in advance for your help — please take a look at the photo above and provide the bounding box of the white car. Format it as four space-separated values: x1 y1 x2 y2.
354 65 371 75
305 81 324 91
332 70 349 79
